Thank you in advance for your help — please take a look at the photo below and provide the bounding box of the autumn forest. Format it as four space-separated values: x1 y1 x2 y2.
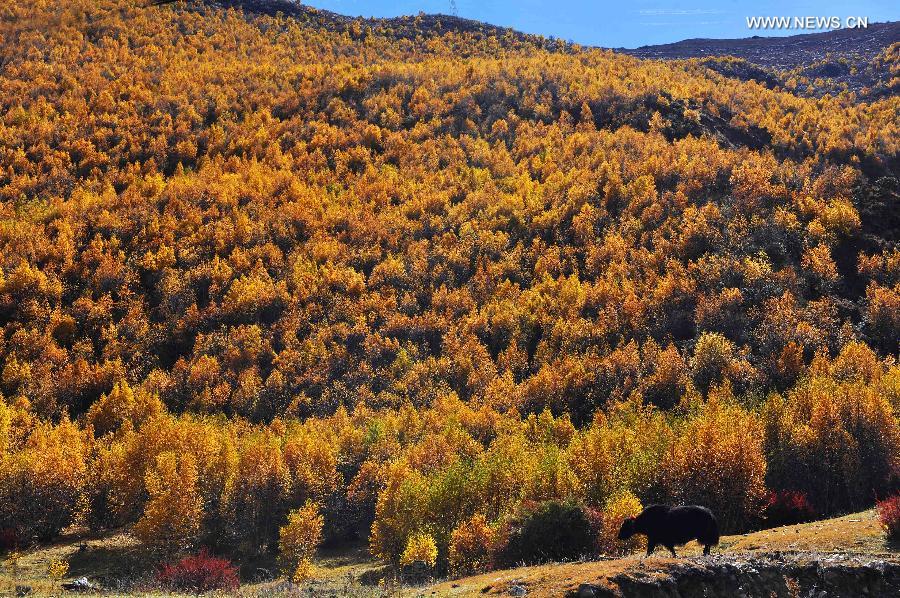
0 0 899 587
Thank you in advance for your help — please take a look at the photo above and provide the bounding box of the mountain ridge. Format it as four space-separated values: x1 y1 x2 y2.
158 2 898 97
620 20 898 54
161 2 899 58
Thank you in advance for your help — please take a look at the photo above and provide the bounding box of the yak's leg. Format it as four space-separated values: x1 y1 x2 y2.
667 545 676 557
703 544 711 556
646 541 656 557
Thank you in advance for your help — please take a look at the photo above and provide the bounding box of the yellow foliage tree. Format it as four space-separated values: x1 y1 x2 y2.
133 452 203 554
369 463 429 563
664 387 767 532
0 417 88 540
400 532 438 568
278 501 324 582
86 381 164 437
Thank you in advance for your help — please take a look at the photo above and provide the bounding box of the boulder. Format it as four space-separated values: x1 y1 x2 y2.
573 582 620 598
61 577 99 593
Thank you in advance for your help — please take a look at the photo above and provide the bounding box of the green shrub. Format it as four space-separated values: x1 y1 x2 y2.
494 501 593 566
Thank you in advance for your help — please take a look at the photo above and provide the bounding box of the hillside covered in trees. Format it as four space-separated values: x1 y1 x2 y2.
0 0 898 588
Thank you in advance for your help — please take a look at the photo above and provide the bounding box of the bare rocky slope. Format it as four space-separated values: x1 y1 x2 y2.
572 553 900 598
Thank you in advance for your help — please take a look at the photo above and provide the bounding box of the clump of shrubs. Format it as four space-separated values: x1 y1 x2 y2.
0 418 88 543
494 501 594 567
762 346 900 517
156 549 239 592
665 387 769 533
762 490 815 527
877 495 900 544
400 532 438 581
595 492 644 555
448 514 495 575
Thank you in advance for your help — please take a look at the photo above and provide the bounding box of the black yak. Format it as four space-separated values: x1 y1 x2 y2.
618 504 719 557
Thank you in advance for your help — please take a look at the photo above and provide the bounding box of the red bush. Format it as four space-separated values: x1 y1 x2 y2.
157 549 240 592
877 495 900 543
763 490 815 527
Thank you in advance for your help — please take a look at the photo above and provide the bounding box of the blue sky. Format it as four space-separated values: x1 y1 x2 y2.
304 1 897 47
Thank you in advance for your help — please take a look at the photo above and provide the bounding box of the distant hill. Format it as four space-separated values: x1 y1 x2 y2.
620 22 900 98
621 21 898 66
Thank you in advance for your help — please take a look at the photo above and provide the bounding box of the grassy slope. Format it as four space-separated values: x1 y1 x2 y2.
426 509 895 598
0 510 893 596
0 533 388 597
